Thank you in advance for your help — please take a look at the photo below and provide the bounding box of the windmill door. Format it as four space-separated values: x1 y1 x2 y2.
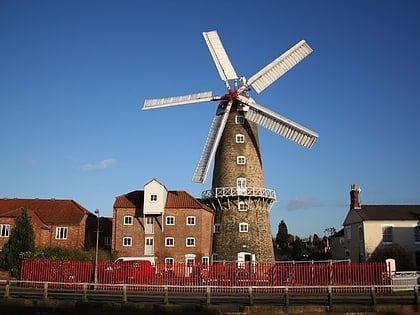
237 178 247 195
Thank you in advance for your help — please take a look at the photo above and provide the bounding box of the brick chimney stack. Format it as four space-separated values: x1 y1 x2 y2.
350 183 361 209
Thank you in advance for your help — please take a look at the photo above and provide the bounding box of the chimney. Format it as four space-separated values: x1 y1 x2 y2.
350 183 361 209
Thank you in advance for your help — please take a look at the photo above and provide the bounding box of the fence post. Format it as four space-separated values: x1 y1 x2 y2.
122 284 127 303
43 282 48 300
3 280 10 299
163 285 169 304
370 286 376 305
206 286 211 305
284 287 289 306
327 286 332 307
82 283 88 302
248 287 253 305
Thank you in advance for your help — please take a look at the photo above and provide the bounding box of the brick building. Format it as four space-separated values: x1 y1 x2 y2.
112 179 214 266
0 198 99 251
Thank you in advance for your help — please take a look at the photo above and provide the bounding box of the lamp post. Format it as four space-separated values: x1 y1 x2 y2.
94 209 100 287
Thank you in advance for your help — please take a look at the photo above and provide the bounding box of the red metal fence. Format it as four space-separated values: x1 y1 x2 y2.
20 260 389 293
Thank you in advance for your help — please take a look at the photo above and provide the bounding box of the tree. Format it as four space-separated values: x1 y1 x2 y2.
275 220 289 250
1 207 35 276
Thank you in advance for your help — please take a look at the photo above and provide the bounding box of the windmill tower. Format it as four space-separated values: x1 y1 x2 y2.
143 30 318 263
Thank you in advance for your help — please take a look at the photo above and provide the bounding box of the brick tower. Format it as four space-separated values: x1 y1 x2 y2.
201 101 276 263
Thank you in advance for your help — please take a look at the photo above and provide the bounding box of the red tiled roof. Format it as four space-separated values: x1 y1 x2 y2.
0 198 90 225
113 190 212 213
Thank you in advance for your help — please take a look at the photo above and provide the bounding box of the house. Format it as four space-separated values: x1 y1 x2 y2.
332 184 420 268
112 179 214 266
0 198 101 251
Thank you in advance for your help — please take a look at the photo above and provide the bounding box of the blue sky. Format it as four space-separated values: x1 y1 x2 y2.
1 1 419 238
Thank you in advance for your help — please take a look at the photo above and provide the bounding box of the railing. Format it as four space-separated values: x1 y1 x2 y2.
201 186 276 200
1 280 420 307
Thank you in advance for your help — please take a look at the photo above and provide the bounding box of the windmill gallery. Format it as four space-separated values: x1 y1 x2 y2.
143 30 318 263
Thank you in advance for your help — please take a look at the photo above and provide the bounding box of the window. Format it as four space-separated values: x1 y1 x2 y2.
145 237 154 255
145 216 154 234
123 216 133 225
166 216 175 225
214 224 221 233
165 237 174 247
104 236 112 247
186 216 196 226
150 194 157 201
212 253 218 262
238 201 248 211
237 178 247 192
236 134 245 143
123 237 132 246
345 226 351 240
415 225 420 243
165 258 174 270
202 256 209 266
358 225 363 242
237 156 246 165
382 226 393 244
55 227 68 240
186 237 196 247
0 224 10 237
235 115 244 124
239 222 249 233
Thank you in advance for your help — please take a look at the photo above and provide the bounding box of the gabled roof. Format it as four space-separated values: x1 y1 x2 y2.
345 205 420 224
114 190 213 213
356 205 420 221
0 198 91 225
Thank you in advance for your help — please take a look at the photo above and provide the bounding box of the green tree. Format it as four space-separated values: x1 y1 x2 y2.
1 207 35 276
275 220 289 250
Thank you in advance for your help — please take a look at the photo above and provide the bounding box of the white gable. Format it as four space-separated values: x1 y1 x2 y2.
143 178 168 215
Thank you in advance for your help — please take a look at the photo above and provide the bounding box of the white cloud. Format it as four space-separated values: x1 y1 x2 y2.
82 158 115 171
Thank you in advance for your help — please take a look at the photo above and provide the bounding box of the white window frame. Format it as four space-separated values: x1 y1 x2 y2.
239 222 249 233
165 257 174 270
122 237 132 247
237 178 247 193
236 134 245 143
186 237 196 247
55 227 68 240
165 237 175 247
237 156 246 165
238 201 248 211
235 115 244 124
202 256 209 267
0 224 10 237
123 215 133 225
382 225 393 244
166 216 175 225
186 216 196 226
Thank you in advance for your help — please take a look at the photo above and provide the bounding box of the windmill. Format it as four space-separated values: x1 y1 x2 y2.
143 30 318 263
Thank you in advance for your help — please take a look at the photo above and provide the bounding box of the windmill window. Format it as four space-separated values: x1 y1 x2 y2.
0 224 10 237
122 237 132 246
165 237 174 247
236 134 245 143
235 115 244 124
55 227 68 240
239 222 249 233
214 224 221 233
237 156 246 165
186 237 196 247
186 216 196 226
238 201 248 211
150 194 158 201
166 216 175 225
123 216 133 225
237 178 247 190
